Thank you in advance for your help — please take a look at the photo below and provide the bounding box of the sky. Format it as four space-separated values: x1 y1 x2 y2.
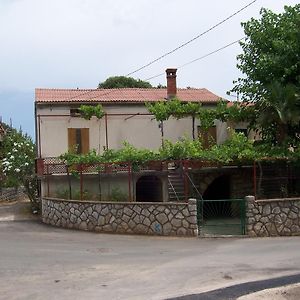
0 0 299 138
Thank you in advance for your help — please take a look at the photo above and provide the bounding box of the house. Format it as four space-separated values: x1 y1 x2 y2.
37 69 265 236
36 69 248 203
35 69 228 158
36 70 300 237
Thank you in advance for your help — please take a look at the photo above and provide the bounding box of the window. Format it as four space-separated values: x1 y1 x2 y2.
68 128 89 154
198 126 216 149
70 108 81 117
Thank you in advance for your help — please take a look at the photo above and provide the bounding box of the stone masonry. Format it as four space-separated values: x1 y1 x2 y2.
42 198 198 236
246 196 300 237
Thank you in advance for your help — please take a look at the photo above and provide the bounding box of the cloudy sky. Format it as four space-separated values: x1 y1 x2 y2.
0 0 298 137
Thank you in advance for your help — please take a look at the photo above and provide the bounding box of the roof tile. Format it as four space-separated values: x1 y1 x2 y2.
35 88 222 104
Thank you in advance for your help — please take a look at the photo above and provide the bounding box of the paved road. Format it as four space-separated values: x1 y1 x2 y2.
1 202 300 299
170 274 300 299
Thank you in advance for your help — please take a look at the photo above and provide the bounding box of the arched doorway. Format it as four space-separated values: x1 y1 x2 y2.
203 174 231 200
202 175 231 218
136 175 162 202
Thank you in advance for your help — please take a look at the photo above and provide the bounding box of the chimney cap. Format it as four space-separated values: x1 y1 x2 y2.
166 68 177 77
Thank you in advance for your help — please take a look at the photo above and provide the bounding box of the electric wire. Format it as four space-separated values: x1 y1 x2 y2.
44 37 244 103
144 38 244 81
56 1 257 102
125 0 257 77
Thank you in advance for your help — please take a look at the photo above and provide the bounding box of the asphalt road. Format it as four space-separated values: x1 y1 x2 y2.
1 202 300 299
170 274 300 299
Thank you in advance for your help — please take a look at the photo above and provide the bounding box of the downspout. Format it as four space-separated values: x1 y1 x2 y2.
105 113 109 150
192 115 195 140
160 121 164 147
34 100 42 202
38 115 41 158
34 102 38 157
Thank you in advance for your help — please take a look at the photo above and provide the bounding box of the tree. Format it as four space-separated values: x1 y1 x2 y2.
231 4 300 144
0 127 38 210
98 76 152 89
255 82 300 143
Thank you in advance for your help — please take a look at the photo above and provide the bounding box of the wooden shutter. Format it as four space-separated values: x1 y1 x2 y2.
68 128 89 154
198 126 216 149
68 128 77 152
81 128 89 154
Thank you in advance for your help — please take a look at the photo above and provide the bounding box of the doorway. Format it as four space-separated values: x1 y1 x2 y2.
136 175 162 202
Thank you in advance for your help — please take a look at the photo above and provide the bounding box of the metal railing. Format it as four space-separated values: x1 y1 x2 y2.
167 177 180 201
185 172 203 200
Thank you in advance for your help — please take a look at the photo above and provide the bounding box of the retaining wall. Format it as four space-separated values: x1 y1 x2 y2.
42 198 198 236
0 187 25 202
246 196 300 237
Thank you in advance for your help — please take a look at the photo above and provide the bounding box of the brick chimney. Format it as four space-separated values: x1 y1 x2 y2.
166 68 177 99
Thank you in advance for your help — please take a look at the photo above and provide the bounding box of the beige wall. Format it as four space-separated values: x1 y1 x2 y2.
41 172 169 202
227 121 260 141
36 103 229 157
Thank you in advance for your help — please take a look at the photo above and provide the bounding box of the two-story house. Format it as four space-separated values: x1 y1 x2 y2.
35 69 228 158
35 69 233 202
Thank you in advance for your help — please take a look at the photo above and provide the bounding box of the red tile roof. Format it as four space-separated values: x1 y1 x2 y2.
35 88 222 104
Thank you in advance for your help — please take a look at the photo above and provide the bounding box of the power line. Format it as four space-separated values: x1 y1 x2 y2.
54 38 243 102
178 38 244 69
145 38 244 81
57 1 257 103
126 0 258 77
48 37 243 103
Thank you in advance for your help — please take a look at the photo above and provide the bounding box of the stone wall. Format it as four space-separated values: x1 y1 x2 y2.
42 198 198 236
246 196 300 237
0 187 25 202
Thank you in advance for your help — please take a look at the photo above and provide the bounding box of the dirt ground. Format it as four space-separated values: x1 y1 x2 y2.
0 198 39 221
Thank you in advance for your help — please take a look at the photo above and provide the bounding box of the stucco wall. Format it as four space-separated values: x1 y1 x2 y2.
36 104 229 157
42 197 198 236
41 172 169 202
246 196 300 237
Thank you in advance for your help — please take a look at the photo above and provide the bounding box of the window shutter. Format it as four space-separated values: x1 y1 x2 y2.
81 128 89 154
208 126 217 143
198 126 216 149
68 128 77 152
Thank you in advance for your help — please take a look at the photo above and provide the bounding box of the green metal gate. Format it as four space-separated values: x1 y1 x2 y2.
197 198 246 236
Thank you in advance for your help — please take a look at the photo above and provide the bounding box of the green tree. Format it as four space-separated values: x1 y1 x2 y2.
231 4 300 144
98 76 152 89
1 127 38 210
256 82 300 143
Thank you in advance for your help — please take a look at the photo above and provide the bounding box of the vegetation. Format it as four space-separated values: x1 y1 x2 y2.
98 76 152 89
60 132 300 170
110 186 128 202
56 188 91 201
0 126 39 211
146 98 251 127
79 104 105 120
146 98 253 144
230 4 300 144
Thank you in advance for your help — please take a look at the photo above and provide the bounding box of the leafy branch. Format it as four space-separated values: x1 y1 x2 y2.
60 133 300 170
79 104 105 120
